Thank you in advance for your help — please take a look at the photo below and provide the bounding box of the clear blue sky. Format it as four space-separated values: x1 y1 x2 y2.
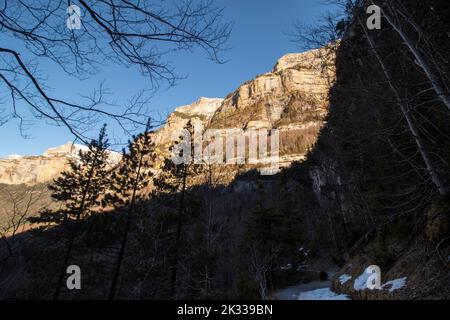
0 0 333 157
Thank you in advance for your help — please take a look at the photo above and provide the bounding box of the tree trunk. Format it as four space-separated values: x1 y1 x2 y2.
108 147 146 300
53 153 99 300
358 17 449 196
169 165 187 299
373 1 450 112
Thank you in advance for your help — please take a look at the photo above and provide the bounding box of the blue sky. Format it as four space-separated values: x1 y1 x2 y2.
0 0 333 156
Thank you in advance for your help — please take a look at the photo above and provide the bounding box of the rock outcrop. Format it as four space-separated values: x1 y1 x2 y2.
152 47 334 173
209 49 332 131
152 97 224 147
0 48 334 185
0 142 121 185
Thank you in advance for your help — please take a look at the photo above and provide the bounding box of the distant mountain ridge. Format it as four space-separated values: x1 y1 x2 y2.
0 48 333 185
0 142 121 185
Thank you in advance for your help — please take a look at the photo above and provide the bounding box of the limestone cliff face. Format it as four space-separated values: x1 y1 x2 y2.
209 47 332 130
152 97 224 147
152 48 334 171
0 142 120 185
0 48 334 185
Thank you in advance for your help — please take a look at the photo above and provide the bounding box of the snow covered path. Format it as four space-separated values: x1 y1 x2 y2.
296 287 350 300
274 280 350 300
274 268 408 300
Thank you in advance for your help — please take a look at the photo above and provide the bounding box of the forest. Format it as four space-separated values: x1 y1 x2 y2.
0 0 449 300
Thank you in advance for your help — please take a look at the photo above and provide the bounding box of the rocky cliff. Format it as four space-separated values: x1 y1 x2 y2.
152 97 224 148
0 48 333 185
151 47 333 173
0 142 121 185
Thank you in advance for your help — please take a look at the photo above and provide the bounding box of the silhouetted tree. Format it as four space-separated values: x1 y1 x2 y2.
0 0 231 140
29 124 111 299
106 119 156 300
0 184 48 262
153 120 204 298
31 125 111 225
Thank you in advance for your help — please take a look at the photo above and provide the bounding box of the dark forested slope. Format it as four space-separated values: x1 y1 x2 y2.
1 0 449 300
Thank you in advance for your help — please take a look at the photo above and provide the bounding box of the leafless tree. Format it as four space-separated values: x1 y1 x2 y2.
0 184 48 262
0 0 231 142
371 0 450 112
289 12 338 88
248 242 275 300
289 1 450 254
355 14 448 196
187 159 225 296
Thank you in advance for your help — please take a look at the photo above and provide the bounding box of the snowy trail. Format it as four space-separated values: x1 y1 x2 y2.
274 280 350 300
296 287 350 300
274 267 408 300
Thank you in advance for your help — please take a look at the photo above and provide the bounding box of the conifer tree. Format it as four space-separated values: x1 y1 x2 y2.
30 125 111 224
153 120 204 298
36 124 112 300
107 119 156 300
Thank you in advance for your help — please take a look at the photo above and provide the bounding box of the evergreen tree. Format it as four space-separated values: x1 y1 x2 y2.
33 124 112 300
275 179 305 262
104 120 155 209
106 119 156 299
30 124 111 224
152 120 204 298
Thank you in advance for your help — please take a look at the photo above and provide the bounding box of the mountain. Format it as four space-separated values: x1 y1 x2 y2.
2 0 449 300
0 48 337 299
0 142 121 185
0 48 332 185
151 48 333 176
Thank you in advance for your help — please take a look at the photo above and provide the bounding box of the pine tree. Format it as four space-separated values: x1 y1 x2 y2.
30 124 111 224
275 181 305 261
106 119 156 299
152 120 204 298
36 124 112 300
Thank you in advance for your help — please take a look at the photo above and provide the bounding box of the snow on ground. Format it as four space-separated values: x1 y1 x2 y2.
353 266 407 292
274 279 350 300
381 277 407 292
5 154 22 159
297 288 350 300
339 274 352 284
353 268 371 291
